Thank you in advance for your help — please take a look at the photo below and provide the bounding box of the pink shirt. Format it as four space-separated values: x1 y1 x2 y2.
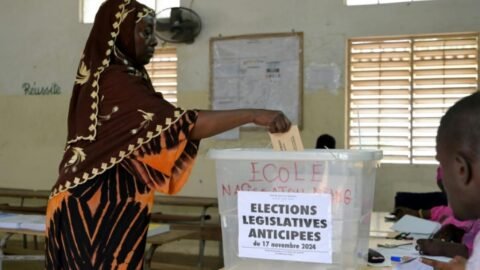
467 232 480 270
430 205 480 256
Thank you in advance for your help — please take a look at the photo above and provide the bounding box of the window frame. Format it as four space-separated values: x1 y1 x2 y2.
346 32 480 164
79 0 180 24
345 0 432 6
145 46 178 105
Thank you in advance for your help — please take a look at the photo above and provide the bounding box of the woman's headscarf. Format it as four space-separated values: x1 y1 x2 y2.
68 0 151 143
50 0 197 197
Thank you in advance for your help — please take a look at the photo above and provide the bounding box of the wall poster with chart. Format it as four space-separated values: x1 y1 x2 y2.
210 32 303 128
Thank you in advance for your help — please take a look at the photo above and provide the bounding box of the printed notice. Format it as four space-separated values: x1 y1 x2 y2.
269 125 304 151
237 191 332 263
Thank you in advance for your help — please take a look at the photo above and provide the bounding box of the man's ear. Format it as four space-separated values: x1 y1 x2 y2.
454 153 472 186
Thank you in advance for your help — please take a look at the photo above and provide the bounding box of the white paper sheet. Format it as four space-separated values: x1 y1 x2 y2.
392 215 441 235
375 242 451 266
269 125 304 151
394 258 433 270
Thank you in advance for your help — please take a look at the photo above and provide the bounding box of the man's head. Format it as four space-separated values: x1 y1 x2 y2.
316 134 336 149
436 92 480 220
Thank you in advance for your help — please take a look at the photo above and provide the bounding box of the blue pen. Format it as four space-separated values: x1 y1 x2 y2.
391 256 416 264
391 256 402 263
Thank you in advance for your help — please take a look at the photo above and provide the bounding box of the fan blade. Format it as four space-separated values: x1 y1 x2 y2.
170 8 183 24
156 18 172 31
171 28 195 43
155 7 201 44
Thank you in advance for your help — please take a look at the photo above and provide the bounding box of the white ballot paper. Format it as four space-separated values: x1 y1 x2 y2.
394 258 434 270
269 125 304 151
392 215 441 235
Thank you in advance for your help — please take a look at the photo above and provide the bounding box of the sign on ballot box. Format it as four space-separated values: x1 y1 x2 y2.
237 191 332 263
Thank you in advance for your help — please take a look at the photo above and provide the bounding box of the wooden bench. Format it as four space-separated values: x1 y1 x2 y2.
152 195 222 269
0 188 49 251
0 188 48 215
0 228 45 270
144 230 197 270
0 188 49 200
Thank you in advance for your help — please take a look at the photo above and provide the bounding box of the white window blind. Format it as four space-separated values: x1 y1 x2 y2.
347 33 479 164
81 0 179 23
145 47 178 105
346 0 431 6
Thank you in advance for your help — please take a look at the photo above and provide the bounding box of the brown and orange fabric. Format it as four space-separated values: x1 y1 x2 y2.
52 0 197 198
45 0 200 268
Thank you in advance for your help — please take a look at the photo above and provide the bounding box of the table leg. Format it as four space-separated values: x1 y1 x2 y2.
0 233 14 270
144 244 159 270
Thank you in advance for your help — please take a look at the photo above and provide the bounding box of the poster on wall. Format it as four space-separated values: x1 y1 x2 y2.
237 191 332 263
210 32 303 128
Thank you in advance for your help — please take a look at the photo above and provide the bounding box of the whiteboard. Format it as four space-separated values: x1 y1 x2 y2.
210 32 303 128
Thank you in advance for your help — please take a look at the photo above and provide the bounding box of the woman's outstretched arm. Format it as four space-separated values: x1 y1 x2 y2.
189 109 291 140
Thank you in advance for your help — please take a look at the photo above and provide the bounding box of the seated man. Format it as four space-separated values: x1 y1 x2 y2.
422 92 480 269
394 167 480 258
315 134 336 149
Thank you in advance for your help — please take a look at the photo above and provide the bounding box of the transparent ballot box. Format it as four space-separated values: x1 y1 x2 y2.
208 149 382 270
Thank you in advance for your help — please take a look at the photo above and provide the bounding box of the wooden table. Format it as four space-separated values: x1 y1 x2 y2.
369 211 395 236
366 211 412 270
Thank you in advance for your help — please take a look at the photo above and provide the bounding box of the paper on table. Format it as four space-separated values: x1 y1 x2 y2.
375 242 451 265
392 215 441 235
269 125 304 151
147 223 170 237
394 258 433 270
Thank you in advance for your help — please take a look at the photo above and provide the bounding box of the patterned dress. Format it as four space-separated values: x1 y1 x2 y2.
45 1 201 268
45 118 199 269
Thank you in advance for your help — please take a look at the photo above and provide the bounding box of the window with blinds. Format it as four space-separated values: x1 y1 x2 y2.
145 47 178 105
346 0 431 6
347 33 479 164
80 0 180 23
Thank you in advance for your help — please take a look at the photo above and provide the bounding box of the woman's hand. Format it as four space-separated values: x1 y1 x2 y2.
422 256 466 270
190 109 292 140
252 110 291 133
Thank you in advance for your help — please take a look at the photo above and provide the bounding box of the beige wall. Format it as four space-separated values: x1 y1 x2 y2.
1 0 480 211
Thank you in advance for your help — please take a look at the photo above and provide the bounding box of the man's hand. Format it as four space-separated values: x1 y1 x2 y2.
417 239 446 256
417 239 469 258
422 256 466 270
393 207 419 220
434 224 465 243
